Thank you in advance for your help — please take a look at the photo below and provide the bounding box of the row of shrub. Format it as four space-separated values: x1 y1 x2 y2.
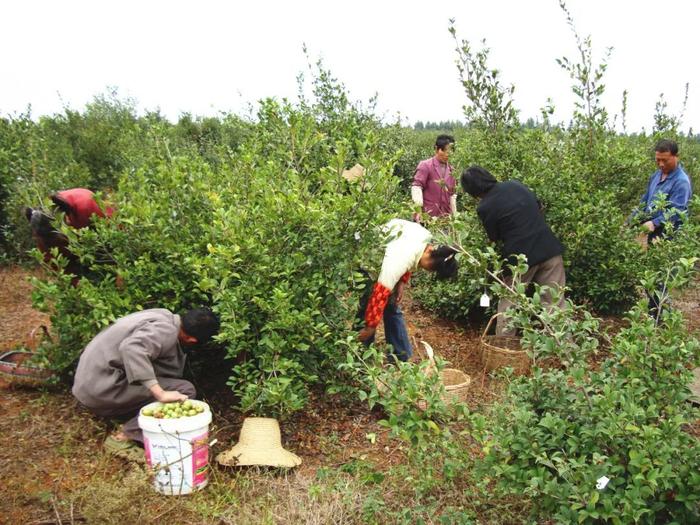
4 99 699 310
18 66 415 418
413 126 700 317
2 60 699 406
411 16 700 317
362 254 700 524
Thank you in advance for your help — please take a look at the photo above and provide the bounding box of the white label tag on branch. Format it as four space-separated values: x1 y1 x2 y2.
480 293 490 307
596 476 610 490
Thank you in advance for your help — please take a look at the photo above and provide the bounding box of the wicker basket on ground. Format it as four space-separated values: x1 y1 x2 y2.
480 314 530 376
0 327 55 386
418 341 471 408
0 351 55 385
431 367 471 404
373 341 471 408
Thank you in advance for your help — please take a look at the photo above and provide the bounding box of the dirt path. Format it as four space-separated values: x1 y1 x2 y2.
0 266 50 355
677 279 700 402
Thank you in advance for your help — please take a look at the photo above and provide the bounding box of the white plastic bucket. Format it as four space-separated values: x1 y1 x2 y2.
138 400 212 495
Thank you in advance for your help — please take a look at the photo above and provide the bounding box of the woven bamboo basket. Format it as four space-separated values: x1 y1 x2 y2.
480 314 530 376
419 342 471 407
373 341 471 408
0 325 55 386
433 367 471 404
0 351 55 385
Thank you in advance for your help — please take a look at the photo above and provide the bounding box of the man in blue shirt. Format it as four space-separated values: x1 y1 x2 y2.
637 139 692 242
633 139 692 320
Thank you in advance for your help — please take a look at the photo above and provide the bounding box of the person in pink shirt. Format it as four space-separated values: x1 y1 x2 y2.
411 134 457 219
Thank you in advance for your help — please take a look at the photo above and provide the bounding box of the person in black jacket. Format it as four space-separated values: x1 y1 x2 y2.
461 165 565 336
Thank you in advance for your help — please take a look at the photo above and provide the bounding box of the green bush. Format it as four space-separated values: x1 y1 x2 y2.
409 15 696 317
474 259 700 524
0 91 252 261
28 72 412 417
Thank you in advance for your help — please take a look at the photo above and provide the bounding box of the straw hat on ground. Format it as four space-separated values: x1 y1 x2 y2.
342 163 365 183
216 417 302 468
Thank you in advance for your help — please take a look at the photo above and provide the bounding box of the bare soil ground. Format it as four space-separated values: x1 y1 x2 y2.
0 266 50 354
1 266 698 523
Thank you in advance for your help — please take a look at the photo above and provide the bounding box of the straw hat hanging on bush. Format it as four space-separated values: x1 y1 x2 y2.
216 417 302 468
341 163 365 183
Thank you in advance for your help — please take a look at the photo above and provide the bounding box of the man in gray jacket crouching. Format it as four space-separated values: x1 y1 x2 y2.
72 308 219 453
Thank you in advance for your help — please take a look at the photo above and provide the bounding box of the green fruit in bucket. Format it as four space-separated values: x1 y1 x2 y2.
142 402 206 418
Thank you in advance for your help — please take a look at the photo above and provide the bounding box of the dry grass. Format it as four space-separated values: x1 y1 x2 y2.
0 266 50 353
204 471 370 525
0 375 528 525
71 461 375 525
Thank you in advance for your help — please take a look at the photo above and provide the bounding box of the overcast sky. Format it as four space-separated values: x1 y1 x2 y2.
2 0 698 132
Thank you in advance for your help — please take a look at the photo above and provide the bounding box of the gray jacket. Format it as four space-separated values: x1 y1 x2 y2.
72 309 185 409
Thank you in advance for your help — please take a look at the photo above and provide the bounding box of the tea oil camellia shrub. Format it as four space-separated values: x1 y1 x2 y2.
195 104 405 417
472 259 700 524
410 14 700 318
29 73 412 418
418 125 699 318
410 212 490 321
4 18 700 524
0 90 253 260
29 155 218 373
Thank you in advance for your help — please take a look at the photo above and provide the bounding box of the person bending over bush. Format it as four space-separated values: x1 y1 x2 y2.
357 219 458 362
24 188 114 284
461 165 565 336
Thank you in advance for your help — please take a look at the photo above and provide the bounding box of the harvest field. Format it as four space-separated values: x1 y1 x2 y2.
2 11 700 524
1 266 505 524
1 267 699 523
